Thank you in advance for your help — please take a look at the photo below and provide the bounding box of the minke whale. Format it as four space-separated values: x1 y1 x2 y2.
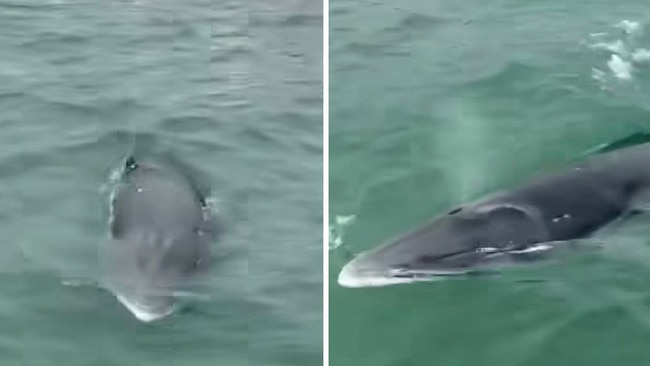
102 156 215 321
338 142 650 288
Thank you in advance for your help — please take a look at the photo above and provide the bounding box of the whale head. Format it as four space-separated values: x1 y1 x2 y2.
338 204 550 288
103 156 215 322
103 228 212 322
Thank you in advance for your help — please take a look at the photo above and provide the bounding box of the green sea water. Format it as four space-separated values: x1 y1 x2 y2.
0 1 322 365
330 1 650 365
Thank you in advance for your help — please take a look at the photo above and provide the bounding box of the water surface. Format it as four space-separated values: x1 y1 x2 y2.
330 1 650 365
0 1 322 364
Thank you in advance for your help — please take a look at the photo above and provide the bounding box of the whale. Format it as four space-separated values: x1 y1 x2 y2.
102 155 215 321
338 142 650 288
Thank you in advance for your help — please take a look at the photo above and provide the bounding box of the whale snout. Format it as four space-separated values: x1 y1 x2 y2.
103 274 177 322
337 247 475 288
114 292 174 322
337 252 414 288
337 205 551 288
337 261 425 288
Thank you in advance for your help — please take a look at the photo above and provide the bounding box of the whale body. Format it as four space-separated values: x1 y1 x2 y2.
103 156 215 321
338 142 650 288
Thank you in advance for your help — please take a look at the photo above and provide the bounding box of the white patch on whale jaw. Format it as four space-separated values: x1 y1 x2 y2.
337 270 461 288
337 242 585 288
114 293 174 323
337 270 418 288
337 261 465 288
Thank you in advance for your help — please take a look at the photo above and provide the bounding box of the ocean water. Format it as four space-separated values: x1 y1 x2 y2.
0 1 322 365
329 1 650 365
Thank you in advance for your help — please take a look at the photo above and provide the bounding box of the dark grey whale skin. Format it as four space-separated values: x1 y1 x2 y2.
338 142 650 287
103 156 215 321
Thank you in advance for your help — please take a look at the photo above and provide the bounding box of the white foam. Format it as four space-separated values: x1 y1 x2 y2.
591 68 607 83
590 40 627 55
330 235 342 250
616 20 643 35
608 54 633 79
631 49 650 62
329 214 356 250
586 20 650 84
335 215 356 226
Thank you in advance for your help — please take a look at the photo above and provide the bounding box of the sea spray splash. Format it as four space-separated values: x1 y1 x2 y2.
329 215 358 260
587 19 650 84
